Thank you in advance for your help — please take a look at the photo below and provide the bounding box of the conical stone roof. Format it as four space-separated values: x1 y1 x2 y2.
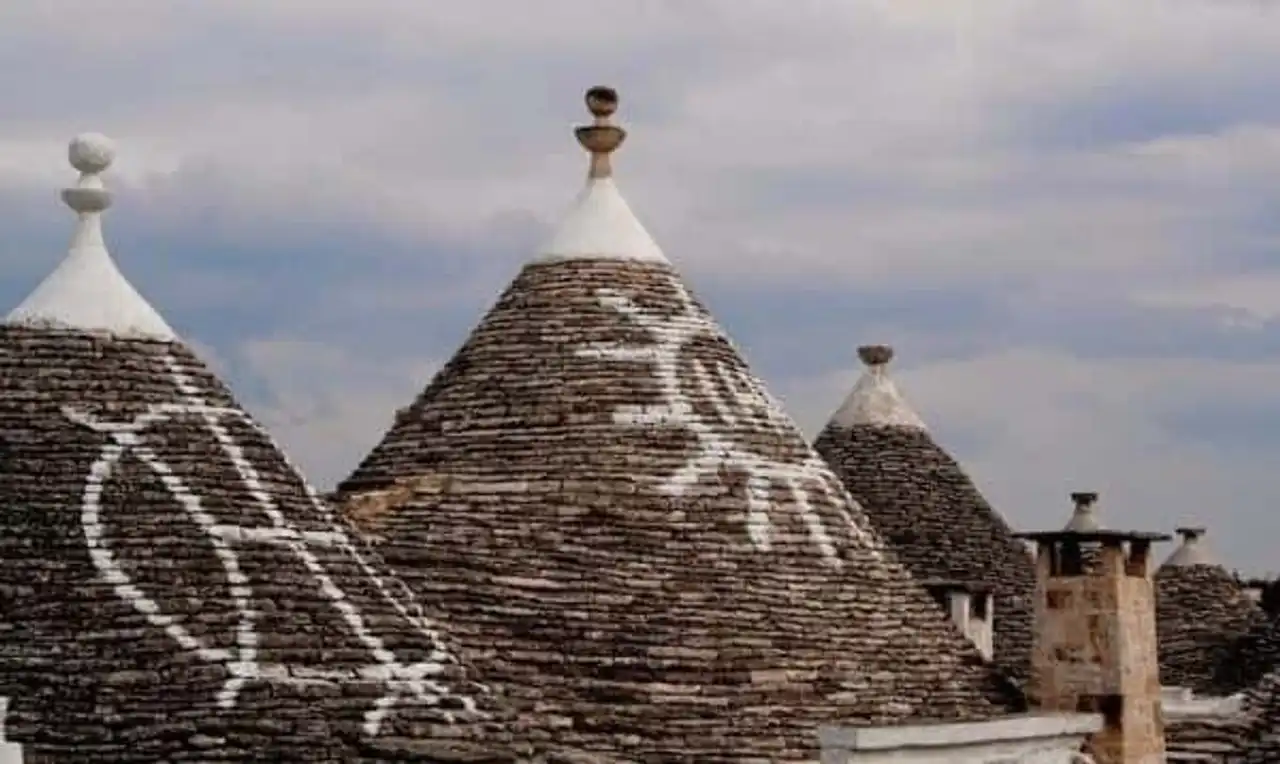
0 134 536 762
1230 668 1280 763
1156 528 1271 695
812 346 1037 683
334 87 1023 762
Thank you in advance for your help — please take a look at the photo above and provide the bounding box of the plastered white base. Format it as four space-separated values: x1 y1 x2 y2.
537 177 668 263
828 365 927 430
6 218 175 340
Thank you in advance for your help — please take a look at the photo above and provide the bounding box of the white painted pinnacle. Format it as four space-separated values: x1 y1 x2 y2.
1064 492 1102 532
538 177 668 263
827 344 928 430
5 133 177 340
536 86 669 264
1162 526 1218 568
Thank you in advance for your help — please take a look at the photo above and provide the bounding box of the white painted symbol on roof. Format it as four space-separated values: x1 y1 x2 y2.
575 276 876 567
63 354 480 736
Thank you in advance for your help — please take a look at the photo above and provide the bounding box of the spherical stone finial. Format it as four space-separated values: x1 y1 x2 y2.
69 133 116 174
585 86 619 118
857 344 895 367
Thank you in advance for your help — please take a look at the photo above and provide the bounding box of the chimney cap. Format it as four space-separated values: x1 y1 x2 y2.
1175 526 1207 539
1064 491 1102 532
1015 529 1171 544
1071 491 1099 506
1015 491 1171 543
857 344 895 367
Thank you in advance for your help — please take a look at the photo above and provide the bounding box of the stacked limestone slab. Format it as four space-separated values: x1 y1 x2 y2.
1155 528 1271 695
812 346 1038 684
334 88 1024 762
0 135 540 762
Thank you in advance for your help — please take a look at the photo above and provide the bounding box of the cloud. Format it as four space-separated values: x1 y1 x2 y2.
776 347 1280 576
233 338 443 487
2 0 1280 575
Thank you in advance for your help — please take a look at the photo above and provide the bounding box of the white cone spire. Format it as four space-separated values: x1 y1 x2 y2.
536 86 667 264
828 344 927 430
6 133 176 340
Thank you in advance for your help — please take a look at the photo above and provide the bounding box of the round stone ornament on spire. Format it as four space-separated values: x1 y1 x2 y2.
0 135 521 761
538 86 667 263
813 343 1039 684
577 85 626 179
5 133 176 339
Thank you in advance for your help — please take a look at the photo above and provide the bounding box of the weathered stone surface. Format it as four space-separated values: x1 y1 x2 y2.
0 326 535 762
1156 562 1270 695
1028 544 1166 763
335 258 1025 762
812 423 1037 685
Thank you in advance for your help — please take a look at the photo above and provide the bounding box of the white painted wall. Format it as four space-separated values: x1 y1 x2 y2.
819 713 1100 764
0 698 24 764
945 590 994 663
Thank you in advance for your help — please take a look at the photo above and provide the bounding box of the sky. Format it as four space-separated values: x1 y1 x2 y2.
3 1 1280 574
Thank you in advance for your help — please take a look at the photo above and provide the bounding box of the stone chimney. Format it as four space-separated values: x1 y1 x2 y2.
922 581 994 662
1016 492 1171 764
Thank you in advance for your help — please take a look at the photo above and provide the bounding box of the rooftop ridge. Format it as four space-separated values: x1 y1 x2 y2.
535 86 667 264
828 344 927 430
5 133 176 340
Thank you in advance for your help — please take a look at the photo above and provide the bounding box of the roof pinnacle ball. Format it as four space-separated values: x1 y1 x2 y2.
68 133 116 174
575 85 627 179
62 133 115 215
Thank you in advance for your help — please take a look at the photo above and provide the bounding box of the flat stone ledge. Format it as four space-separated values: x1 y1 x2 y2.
1161 685 1245 720
819 713 1101 764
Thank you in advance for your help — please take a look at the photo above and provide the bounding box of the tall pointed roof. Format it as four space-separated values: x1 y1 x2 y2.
812 345 1037 683
0 135 535 762
335 87 1023 761
1156 527 1269 694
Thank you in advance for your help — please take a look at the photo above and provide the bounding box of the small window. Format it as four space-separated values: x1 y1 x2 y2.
1049 540 1085 576
1098 694 1124 728
971 592 990 619
1126 540 1151 578
1046 590 1071 610
1075 693 1123 728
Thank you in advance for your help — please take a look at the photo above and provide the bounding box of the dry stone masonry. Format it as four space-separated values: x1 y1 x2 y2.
813 345 1038 684
0 134 534 762
335 87 1026 762
1155 527 1270 696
